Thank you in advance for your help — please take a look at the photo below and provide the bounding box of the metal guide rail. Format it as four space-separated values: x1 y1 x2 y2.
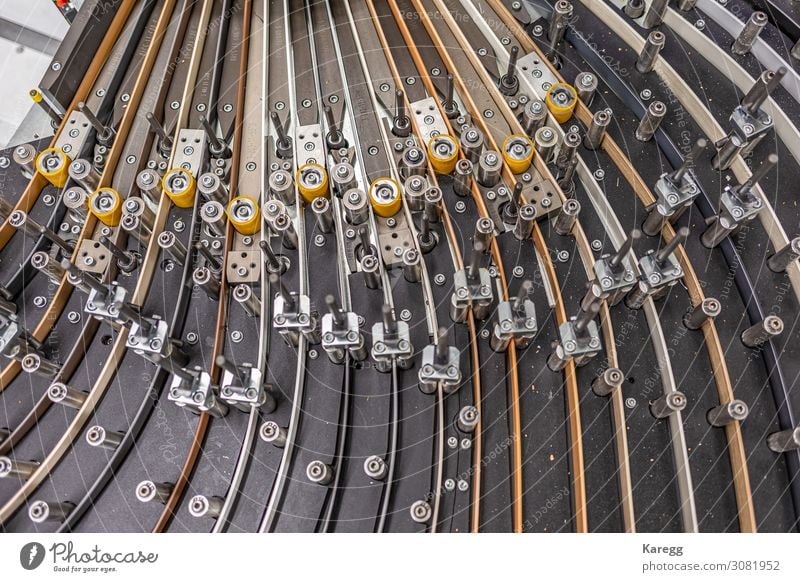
0 0 798 533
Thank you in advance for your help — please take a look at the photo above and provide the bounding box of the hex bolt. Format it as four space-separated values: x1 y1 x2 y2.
741 315 783 347
48 382 87 409
474 217 495 251
122 214 151 244
592 368 624 397
68 158 101 191
29 500 74 523
624 0 645 19
188 494 225 519
460 126 485 162
767 237 800 272
410 500 432 523
514 204 536 241
521 100 547 136
556 130 582 171
707 399 749 427
86 425 124 450
362 254 382 290
453 159 474 196
637 31 665 74
343 188 369 224
456 405 480 432
260 421 287 447
0 456 39 480
731 12 768 56
574 72 598 105
193 267 220 300
642 0 668 29
233 284 261 318
767 427 800 453
548 1 572 58
635 100 667 141
21 353 60 379
307 460 334 485
136 480 174 503
403 248 422 283
683 298 722 330
650 391 688 419
312 196 334 233
31 250 66 283
553 198 580 236
424 186 443 223
157 231 187 265
477 150 503 187
584 109 612 150
364 455 388 480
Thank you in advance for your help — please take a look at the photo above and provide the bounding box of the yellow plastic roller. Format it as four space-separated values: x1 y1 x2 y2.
426 134 459 174
162 167 196 208
502 134 535 174
369 177 402 218
545 83 578 124
296 163 329 203
89 187 122 226
227 196 261 235
36 147 71 188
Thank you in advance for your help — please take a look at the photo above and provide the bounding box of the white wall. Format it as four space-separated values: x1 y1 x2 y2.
0 0 70 147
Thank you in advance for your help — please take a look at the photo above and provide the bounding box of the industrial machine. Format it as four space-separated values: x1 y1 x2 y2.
0 0 799 534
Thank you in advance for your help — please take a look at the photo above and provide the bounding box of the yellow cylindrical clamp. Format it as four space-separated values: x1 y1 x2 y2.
36 147 71 188
502 134 535 174
29 89 43 103
296 163 329 203
162 167 196 208
427 135 459 174
369 177 402 218
227 196 260 235
89 187 122 226
545 83 578 124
